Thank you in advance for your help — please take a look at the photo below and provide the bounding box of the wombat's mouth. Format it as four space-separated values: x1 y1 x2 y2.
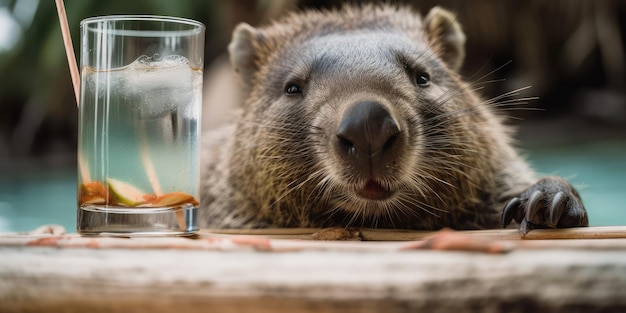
357 179 394 200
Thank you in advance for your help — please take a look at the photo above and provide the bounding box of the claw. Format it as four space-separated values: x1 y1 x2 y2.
525 190 544 224
548 191 567 228
501 197 520 228
519 218 531 236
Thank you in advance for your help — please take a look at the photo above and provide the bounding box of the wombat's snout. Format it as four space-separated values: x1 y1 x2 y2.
335 101 401 180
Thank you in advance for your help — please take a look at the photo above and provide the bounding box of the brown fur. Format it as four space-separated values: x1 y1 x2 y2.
200 4 537 229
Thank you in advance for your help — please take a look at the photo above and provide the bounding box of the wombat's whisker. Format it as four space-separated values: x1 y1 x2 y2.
482 86 534 104
421 94 529 131
432 84 474 105
470 60 513 86
488 99 540 108
276 170 323 205
396 193 445 218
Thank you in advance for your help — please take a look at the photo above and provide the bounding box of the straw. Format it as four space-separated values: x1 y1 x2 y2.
55 0 91 184
138 126 163 197
55 0 80 107
54 0 162 196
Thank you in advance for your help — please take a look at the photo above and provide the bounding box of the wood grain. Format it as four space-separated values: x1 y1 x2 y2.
2 226 626 312
200 226 626 241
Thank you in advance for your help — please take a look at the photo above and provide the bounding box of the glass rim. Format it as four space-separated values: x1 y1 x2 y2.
80 14 205 31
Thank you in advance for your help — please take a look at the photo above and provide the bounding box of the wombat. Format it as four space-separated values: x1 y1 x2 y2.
199 4 589 234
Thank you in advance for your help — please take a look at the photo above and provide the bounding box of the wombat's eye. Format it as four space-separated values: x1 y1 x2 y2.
416 73 430 87
285 84 303 95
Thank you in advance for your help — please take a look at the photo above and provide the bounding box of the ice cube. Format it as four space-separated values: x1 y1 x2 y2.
82 55 198 120
121 55 194 119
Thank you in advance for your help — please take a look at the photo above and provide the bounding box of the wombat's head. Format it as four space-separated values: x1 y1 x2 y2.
228 5 493 227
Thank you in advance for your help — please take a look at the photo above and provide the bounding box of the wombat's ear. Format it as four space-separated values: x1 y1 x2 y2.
228 23 260 87
423 7 466 72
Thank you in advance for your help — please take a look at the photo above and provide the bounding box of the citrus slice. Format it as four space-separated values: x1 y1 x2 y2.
79 181 108 203
149 191 199 207
106 178 147 206
79 194 107 205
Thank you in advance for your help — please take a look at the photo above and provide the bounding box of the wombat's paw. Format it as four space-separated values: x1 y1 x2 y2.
501 176 589 236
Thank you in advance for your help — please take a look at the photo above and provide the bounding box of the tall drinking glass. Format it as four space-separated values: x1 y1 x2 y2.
76 16 205 236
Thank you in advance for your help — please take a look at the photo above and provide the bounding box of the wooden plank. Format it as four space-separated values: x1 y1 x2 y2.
201 226 626 241
2 226 626 252
1 245 626 312
8 225 626 241
2 227 626 312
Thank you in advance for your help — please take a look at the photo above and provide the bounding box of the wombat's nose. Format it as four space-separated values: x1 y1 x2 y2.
336 101 400 176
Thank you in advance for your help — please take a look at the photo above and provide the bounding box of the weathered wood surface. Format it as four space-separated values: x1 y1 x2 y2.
1 227 626 312
203 226 626 241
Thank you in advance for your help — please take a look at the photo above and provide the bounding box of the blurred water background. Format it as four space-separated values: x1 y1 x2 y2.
1 0 625 232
